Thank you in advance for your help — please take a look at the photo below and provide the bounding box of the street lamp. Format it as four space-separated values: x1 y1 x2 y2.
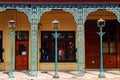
97 18 106 78
52 19 60 78
8 19 16 78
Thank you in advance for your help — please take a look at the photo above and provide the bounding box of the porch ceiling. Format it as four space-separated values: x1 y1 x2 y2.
87 9 117 20
0 0 119 5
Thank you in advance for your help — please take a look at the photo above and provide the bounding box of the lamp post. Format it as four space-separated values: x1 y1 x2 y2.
52 19 60 78
97 18 106 78
8 19 16 78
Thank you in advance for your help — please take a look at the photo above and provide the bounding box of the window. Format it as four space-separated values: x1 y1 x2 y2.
40 31 76 62
0 31 3 62
17 44 27 55
15 31 29 41
15 31 29 56
103 21 116 54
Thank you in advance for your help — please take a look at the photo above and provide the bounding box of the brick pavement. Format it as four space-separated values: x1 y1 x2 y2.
0 70 120 80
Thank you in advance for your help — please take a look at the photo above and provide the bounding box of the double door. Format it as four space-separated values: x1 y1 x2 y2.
85 20 118 68
15 31 29 70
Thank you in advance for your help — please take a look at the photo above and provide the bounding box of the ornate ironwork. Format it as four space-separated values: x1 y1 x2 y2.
0 4 119 78
106 8 120 23
0 0 119 5
63 8 85 76
18 7 51 77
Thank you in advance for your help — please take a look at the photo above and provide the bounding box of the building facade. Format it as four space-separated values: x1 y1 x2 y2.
0 0 120 76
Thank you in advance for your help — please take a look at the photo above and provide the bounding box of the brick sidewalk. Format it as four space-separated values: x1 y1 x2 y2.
0 70 120 80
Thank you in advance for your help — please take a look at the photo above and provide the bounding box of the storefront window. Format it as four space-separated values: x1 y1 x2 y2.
40 31 76 62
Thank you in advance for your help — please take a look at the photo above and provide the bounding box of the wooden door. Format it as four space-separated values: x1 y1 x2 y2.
15 41 29 70
85 20 118 68
85 31 100 68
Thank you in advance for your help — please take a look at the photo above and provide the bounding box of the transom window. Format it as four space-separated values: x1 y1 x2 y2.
40 31 76 62
15 31 29 41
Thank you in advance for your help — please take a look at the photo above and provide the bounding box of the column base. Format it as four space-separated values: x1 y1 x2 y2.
77 70 84 77
8 73 14 78
53 75 59 78
98 72 106 78
30 71 38 77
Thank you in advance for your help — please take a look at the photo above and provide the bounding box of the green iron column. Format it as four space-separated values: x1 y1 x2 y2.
63 8 85 77
9 32 15 78
8 20 16 78
29 8 39 77
53 29 59 78
52 19 60 78
97 18 106 78
97 27 106 78
17 7 52 77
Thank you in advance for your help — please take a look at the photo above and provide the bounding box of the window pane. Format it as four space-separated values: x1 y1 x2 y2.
43 33 49 39
66 41 75 61
110 36 116 41
110 42 116 48
103 37 108 41
110 48 116 53
18 44 26 55
103 47 109 53
103 42 108 48
16 31 29 41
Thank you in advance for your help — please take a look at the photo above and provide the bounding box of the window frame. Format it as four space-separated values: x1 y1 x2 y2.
0 31 4 62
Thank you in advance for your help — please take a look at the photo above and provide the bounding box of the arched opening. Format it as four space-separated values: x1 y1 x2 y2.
38 9 77 70
85 9 120 69
0 9 30 70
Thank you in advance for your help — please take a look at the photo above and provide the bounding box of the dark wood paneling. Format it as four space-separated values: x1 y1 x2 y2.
85 20 118 69
103 54 117 68
85 55 100 68
116 23 120 68
15 31 29 70
85 20 100 68
15 41 29 70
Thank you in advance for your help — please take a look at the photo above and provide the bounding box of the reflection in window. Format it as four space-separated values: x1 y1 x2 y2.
16 31 29 41
40 31 76 62
67 41 75 60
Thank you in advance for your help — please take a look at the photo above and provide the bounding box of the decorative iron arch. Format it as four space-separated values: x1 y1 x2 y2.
0 4 120 77
106 8 120 23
